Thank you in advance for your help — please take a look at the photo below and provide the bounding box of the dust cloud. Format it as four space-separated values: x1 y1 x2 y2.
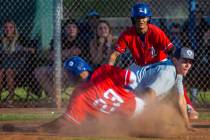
1 91 188 138
59 91 187 138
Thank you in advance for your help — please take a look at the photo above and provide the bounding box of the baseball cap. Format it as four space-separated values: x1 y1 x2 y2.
174 47 194 60
87 10 100 17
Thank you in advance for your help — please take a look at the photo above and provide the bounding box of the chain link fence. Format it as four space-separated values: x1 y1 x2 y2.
0 0 209 108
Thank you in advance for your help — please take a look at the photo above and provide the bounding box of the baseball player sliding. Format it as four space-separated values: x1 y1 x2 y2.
2 56 145 134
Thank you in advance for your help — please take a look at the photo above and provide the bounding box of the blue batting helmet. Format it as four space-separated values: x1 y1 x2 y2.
131 3 152 18
64 56 92 76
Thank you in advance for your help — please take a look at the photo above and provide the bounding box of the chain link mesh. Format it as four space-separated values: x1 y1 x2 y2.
0 0 209 107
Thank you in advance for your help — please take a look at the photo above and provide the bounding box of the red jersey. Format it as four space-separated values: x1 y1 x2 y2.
115 24 173 66
64 65 137 126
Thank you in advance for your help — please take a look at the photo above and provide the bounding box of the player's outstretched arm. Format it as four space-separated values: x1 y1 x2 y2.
178 94 191 129
108 51 120 65
175 75 195 131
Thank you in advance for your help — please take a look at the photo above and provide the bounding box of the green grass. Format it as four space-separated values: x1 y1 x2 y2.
0 112 60 121
1 111 210 122
186 90 210 106
1 86 210 105
199 112 210 120
196 91 210 103
0 86 74 101
0 88 210 122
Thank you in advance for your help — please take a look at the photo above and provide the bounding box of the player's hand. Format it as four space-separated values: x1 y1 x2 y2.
106 34 113 44
186 124 197 132
98 37 105 45
188 110 199 120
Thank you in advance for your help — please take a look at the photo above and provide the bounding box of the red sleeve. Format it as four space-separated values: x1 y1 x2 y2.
114 31 128 54
104 65 131 87
184 86 193 106
110 66 132 87
90 65 112 82
156 26 173 52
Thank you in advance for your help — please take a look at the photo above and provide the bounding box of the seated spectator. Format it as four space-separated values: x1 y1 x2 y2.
78 10 100 59
200 25 210 91
204 25 210 66
34 19 83 100
0 19 35 101
183 8 208 50
170 23 182 49
89 20 114 69
182 8 209 94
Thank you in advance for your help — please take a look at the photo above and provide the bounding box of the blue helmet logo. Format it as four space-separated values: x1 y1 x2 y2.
64 56 92 76
131 3 152 18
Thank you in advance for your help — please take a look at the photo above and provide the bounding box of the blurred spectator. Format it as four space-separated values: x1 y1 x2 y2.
0 19 35 101
203 25 210 66
170 23 182 49
60 19 83 61
34 19 83 99
78 10 100 59
200 25 210 91
159 18 170 36
182 8 209 94
89 20 114 69
183 8 209 49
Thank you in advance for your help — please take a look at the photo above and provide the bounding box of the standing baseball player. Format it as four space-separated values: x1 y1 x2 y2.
108 2 175 103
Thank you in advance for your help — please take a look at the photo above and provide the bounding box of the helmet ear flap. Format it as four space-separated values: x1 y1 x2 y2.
131 17 135 25
148 16 151 23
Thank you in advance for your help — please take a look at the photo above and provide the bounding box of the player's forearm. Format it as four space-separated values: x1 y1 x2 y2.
175 75 191 128
179 96 190 128
108 51 120 65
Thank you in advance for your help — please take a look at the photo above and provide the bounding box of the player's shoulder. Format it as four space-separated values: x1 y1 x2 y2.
94 64 111 71
148 24 165 34
93 64 125 76
91 64 111 79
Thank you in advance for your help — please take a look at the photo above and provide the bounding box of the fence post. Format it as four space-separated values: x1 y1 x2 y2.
188 0 196 50
53 0 63 109
188 0 199 103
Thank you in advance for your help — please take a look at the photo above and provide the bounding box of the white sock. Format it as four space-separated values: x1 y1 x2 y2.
131 97 145 119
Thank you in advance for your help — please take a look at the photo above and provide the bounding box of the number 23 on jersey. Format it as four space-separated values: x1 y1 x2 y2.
93 89 124 114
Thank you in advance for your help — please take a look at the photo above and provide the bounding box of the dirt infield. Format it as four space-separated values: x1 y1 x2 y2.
1 99 210 140
1 109 210 140
0 120 210 140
